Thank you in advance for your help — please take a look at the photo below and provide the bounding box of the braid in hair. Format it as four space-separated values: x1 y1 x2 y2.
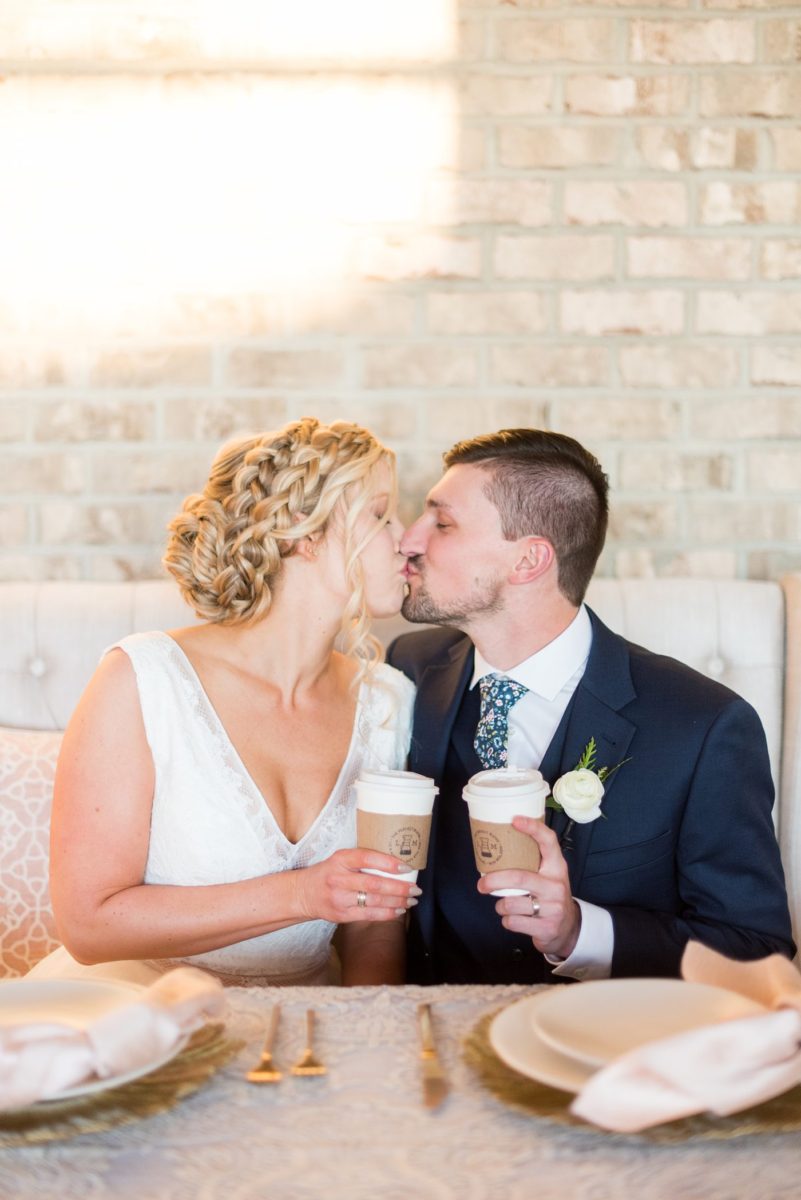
164 417 393 683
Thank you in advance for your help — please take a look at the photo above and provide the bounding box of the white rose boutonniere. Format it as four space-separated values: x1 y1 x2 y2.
547 737 630 828
552 768 605 825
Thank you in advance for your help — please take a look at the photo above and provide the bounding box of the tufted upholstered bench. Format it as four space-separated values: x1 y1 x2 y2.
1 576 800 977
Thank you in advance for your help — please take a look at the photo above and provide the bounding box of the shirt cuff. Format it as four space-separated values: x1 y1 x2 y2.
544 899 613 980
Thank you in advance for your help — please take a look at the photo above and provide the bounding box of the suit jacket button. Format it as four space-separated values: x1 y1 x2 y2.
511 948 523 961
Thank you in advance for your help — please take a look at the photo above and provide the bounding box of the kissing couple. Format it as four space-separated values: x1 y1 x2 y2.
31 418 794 989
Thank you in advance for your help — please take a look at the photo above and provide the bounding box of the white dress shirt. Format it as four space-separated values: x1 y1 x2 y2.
471 605 613 980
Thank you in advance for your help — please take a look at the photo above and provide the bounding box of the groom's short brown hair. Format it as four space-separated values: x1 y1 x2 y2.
444 428 609 606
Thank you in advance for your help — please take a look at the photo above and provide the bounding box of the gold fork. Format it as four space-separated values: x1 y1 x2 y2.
290 1009 327 1077
246 1003 283 1084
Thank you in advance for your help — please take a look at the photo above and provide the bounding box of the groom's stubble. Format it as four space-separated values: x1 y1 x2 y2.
401 560 506 628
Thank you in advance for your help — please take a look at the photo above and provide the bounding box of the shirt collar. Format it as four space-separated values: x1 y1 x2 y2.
470 605 593 702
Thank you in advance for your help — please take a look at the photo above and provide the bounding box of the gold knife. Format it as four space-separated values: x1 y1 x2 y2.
418 1002 449 1109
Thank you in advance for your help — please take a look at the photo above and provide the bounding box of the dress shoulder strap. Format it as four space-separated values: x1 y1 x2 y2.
358 662 416 770
103 631 198 766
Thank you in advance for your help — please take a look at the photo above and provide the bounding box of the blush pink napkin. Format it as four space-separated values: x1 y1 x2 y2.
570 942 801 1132
0 967 225 1110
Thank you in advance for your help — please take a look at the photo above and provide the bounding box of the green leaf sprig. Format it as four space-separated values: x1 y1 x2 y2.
545 737 631 814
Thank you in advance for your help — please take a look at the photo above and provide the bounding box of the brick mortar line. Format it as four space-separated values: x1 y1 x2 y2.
4 365 801 392
472 120 801 127
0 60 470 76
2 408 801 433
3 63 801 76
459 3 799 8
4 448 795 463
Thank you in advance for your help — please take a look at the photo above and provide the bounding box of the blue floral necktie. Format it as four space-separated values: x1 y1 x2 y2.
473 674 530 769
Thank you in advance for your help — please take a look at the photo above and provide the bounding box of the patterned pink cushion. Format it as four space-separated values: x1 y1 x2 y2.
0 727 62 977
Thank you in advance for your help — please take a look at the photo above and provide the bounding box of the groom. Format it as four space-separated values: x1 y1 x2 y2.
387 428 794 985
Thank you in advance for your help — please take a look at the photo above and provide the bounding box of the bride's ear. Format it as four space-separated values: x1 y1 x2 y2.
295 534 322 563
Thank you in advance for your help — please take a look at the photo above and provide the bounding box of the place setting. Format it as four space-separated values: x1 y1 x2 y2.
0 968 241 1147
463 941 801 1144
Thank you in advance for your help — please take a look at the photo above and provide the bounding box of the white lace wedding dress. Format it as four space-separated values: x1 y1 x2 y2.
29 631 415 987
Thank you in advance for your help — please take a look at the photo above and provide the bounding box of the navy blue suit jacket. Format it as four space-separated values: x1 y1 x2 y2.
387 609 795 983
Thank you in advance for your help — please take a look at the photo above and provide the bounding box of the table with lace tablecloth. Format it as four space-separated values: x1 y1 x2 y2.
4 984 801 1200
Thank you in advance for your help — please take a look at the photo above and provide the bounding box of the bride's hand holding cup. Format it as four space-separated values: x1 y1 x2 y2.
354 769 438 883
294 848 419 924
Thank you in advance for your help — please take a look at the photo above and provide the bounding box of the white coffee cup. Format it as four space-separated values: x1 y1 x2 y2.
355 769 438 883
463 767 549 896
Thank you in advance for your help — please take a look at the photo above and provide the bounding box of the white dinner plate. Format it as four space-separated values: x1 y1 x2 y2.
530 978 765 1069
0 978 190 1106
489 992 595 1093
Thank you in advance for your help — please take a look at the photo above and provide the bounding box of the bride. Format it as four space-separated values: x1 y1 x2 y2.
32 417 417 987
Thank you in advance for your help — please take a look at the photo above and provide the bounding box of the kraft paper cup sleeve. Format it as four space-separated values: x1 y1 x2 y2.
469 818 541 875
357 810 433 871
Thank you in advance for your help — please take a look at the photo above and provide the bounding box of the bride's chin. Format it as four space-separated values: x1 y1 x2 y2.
366 591 406 621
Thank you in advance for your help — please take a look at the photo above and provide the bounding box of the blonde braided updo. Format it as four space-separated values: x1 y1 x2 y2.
163 417 395 673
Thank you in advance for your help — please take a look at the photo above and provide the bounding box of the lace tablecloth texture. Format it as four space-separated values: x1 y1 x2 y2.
4 984 801 1200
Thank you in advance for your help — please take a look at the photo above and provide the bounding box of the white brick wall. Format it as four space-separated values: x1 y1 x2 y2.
0 1 799 581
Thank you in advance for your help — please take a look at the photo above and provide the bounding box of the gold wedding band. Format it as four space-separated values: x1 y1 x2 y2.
529 895 541 918
356 891 367 908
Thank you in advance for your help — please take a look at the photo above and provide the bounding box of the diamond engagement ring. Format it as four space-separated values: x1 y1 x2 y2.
529 896 541 918
356 891 367 908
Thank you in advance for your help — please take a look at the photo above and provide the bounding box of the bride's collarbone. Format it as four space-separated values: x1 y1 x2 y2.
230 694 356 763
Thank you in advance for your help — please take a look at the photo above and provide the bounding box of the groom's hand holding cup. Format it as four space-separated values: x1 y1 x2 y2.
463 767 549 892
467 768 581 960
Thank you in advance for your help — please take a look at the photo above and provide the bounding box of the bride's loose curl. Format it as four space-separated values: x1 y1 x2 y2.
163 417 393 681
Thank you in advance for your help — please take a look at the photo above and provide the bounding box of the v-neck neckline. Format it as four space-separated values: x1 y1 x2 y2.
161 632 363 849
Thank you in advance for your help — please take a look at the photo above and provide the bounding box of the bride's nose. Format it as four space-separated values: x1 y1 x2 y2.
400 517 425 558
389 514 406 550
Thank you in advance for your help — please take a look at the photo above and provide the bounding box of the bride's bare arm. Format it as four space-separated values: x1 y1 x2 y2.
50 650 415 965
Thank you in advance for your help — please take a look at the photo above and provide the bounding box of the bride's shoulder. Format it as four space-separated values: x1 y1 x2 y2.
360 664 415 764
103 629 171 660
370 662 416 707
359 662 415 728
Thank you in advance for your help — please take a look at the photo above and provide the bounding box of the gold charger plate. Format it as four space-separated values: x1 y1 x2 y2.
0 1023 244 1148
463 1011 801 1145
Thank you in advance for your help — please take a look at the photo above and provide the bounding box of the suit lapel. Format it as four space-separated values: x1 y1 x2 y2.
540 610 637 893
450 684 482 776
410 636 474 948
552 689 636 891
409 636 474 781
539 693 577 818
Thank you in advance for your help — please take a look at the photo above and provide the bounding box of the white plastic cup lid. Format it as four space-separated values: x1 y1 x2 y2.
463 767 547 800
357 769 438 793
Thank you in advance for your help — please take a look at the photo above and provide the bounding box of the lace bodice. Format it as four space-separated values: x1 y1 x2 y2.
113 632 415 985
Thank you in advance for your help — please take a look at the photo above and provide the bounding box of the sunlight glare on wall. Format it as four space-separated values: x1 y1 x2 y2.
197 0 457 61
0 0 457 62
0 0 458 335
0 76 456 335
